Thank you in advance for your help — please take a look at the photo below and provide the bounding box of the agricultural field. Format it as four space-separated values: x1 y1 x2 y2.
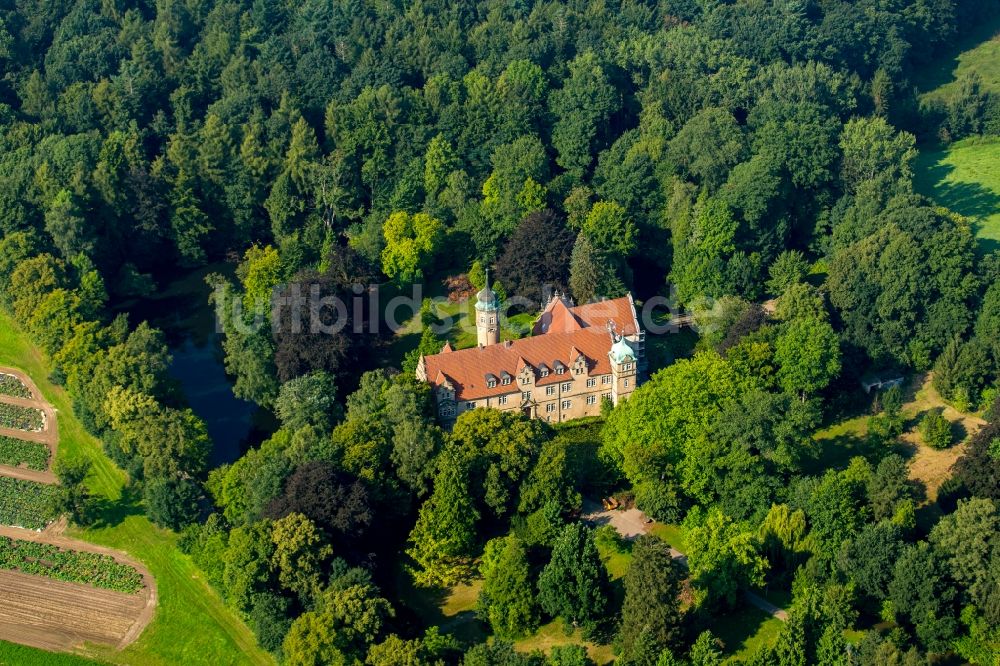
0 435 50 470
0 537 144 594
0 569 148 654
0 402 44 432
0 373 31 399
0 477 59 529
0 313 273 666
914 136 1000 255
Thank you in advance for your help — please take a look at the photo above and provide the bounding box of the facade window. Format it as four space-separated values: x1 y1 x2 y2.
466 402 475 409
522 391 531 401
602 375 612 384
603 392 612 400
546 403 555 413
440 406 454 417
624 379 630 388
586 378 597 388
587 395 597 405
561 400 571 409
561 382 571 392
499 395 508 405
546 386 555 396
546 416 552 422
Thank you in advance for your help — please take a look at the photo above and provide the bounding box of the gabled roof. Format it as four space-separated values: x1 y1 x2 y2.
423 295 641 401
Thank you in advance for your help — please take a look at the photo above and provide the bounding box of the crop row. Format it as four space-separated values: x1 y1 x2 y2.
0 477 59 529
0 402 44 431
0 536 144 594
0 374 31 399
0 435 49 470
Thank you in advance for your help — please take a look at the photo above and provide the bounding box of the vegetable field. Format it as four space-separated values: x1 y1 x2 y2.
0 373 31 399
0 403 44 432
0 435 50 470
0 477 58 529
0 537 144 594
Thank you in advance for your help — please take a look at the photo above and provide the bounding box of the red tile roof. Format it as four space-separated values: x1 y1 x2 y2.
423 296 639 401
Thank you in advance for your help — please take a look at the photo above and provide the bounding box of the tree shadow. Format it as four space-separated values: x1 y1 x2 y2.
950 419 968 443
914 153 1000 256
85 485 145 529
913 14 1000 95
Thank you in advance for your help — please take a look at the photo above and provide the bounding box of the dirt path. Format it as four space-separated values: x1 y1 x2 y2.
583 500 787 622
0 524 157 650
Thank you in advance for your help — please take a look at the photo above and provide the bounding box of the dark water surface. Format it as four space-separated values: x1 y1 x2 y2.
117 264 272 467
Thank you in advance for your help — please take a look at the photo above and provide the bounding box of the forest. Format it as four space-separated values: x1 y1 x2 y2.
1 0 1000 663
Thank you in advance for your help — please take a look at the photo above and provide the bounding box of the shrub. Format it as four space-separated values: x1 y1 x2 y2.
919 410 953 449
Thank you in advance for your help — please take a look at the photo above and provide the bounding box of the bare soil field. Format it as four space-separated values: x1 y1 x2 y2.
0 524 156 652
0 569 147 652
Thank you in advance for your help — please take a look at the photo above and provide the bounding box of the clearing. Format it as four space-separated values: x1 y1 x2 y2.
896 374 985 502
812 373 984 503
914 136 1000 255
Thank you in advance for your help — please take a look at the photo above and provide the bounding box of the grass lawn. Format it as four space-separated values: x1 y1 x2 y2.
913 136 1000 255
915 13 1000 105
0 313 273 666
0 641 107 665
513 620 614 665
647 523 687 554
713 605 784 662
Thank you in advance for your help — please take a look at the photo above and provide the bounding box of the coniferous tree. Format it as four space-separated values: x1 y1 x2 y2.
537 523 609 634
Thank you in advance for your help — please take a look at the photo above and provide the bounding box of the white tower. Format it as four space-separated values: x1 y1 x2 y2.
475 271 500 346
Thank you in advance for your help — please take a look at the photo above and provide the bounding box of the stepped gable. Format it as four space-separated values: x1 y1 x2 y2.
423 296 637 402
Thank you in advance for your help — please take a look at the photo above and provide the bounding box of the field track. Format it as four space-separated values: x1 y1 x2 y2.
0 524 157 651
0 366 58 483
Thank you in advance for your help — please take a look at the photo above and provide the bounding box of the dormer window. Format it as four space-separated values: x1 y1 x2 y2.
539 365 549 377
485 373 498 389
554 361 566 375
501 371 512 385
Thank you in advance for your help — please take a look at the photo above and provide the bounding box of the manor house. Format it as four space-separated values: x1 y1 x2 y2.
416 283 645 425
